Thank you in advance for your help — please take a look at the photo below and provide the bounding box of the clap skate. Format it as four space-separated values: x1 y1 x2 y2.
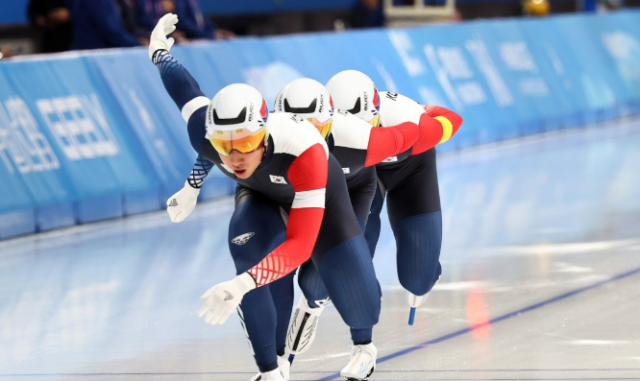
250 354 290 381
340 342 377 381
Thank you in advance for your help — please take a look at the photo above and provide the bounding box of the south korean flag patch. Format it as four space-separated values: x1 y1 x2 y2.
269 175 288 184
382 156 398 163
232 232 255 246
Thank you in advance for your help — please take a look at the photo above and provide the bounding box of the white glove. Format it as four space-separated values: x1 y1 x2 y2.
149 13 179 60
166 181 200 223
198 272 257 325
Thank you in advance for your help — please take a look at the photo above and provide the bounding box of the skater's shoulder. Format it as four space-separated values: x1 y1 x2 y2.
267 112 329 157
379 91 424 126
331 110 372 151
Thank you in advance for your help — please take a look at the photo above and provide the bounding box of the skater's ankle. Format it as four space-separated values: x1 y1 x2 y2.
257 359 278 373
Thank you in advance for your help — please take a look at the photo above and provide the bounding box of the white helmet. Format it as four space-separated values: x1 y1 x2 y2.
325 70 380 127
274 78 334 138
205 84 269 155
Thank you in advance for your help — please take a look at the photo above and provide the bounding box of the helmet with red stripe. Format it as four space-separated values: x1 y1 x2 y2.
274 78 334 139
325 70 380 127
205 84 270 155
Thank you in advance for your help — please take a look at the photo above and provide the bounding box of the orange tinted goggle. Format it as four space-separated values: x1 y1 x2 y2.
208 127 267 156
369 114 380 128
308 118 333 139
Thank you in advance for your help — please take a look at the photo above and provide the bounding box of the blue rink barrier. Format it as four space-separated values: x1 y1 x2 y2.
1 11 640 240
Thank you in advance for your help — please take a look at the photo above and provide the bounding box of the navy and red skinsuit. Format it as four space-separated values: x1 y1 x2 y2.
185 98 459 354
153 50 380 373
365 91 463 298
186 105 426 346
295 109 420 310
290 108 423 350
327 109 422 226
293 98 461 315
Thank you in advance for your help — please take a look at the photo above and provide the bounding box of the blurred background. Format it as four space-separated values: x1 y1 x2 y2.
2 0 639 237
0 0 638 57
1 1 640 379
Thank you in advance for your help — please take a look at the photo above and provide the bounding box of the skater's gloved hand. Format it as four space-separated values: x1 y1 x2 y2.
422 104 442 117
166 181 200 223
149 13 178 60
198 272 257 325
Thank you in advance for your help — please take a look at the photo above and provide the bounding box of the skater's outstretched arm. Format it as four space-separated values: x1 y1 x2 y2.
150 14 208 111
150 13 211 146
149 15 217 222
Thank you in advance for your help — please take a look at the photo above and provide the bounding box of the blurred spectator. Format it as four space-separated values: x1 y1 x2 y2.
345 0 384 29
522 0 550 16
27 0 73 53
136 0 165 24
68 0 146 50
154 0 189 44
115 0 154 45
134 0 161 30
0 45 18 59
174 0 235 40
159 0 177 14
592 0 622 12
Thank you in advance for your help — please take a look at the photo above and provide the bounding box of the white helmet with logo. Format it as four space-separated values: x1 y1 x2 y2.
205 84 269 155
274 78 334 139
325 70 380 127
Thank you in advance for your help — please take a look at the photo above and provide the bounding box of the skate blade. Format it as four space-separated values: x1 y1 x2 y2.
344 367 374 381
408 307 416 325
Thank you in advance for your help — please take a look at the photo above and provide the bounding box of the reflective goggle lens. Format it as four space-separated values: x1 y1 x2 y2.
208 127 267 155
308 118 333 139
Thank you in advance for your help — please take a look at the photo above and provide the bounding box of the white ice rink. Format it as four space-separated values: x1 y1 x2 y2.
1 120 640 381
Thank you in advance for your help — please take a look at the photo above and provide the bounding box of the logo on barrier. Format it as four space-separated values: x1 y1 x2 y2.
601 31 640 81
424 41 514 109
0 97 60 174
499 42 549 97
499 42 537 72
36 94 119 161
388 31 425 77
424 45 474 110
466 39 514 106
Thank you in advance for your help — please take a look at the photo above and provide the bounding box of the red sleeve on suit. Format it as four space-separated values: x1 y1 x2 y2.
411 113 443 155
424 105 463 137
287 143 328 191
411 105 463 155
248 144 328 287
364 122 419 167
